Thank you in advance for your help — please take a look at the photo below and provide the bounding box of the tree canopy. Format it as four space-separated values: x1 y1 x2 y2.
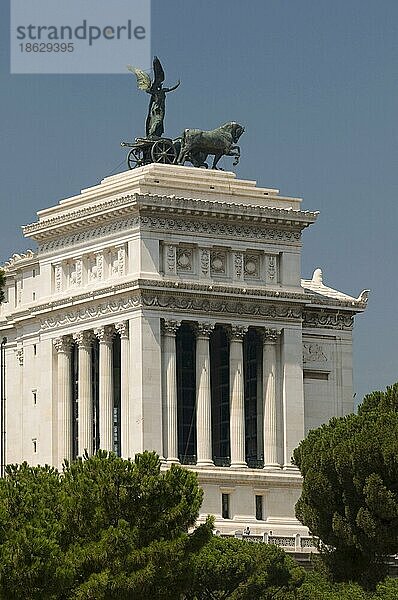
186 535 304 599
293 383 398 587
0 451 213 600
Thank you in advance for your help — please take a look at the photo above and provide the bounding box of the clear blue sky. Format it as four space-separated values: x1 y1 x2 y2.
1 1 397 405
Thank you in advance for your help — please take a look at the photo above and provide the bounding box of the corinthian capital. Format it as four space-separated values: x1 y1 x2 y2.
195 322 215 338
115 321 129 339
73 330 95 349
263 328 280 343
53 335 73 354
94 325 115 344
229 325 248 341
161 319 181 336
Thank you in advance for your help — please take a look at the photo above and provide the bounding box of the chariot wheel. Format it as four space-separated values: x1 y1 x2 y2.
151 139 177 164
127 147 146 169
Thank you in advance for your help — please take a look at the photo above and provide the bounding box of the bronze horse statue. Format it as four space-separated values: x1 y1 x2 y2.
177 122 245 169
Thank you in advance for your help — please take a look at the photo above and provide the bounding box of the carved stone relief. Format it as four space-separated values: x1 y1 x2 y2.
210 251 227 275
176 247 193 272
244 254 260 279
200 248 210 278
303 343 328 363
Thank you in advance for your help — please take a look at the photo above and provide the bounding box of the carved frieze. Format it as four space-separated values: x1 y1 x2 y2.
39 216 140 253
40 289 304 331
303 311 354 330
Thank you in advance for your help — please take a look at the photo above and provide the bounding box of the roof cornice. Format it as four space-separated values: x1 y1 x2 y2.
22 192 319 242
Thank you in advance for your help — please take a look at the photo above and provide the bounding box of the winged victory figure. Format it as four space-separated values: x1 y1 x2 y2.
127 56 180 139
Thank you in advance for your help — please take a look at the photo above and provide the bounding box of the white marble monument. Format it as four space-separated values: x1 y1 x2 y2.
0 164 368 548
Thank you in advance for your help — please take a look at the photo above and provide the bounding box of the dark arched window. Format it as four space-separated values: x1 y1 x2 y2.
176 323 196 463
210 326 230 466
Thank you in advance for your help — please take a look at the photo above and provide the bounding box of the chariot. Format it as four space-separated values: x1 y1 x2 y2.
121 137 180 170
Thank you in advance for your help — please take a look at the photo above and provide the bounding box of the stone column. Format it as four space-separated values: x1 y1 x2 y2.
162 319 180 463
282 327 304 469
195 322 214 466
263 328 280 469
229 325 248 468
116 321 129 457
53 335 73 468
95 325 115 453
73 331 94 457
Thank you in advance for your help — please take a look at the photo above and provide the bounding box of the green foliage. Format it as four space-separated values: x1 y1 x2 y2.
185 536 304 599
284 572 398 600
0 451 213 599
0 269 4 304
293 383 398 587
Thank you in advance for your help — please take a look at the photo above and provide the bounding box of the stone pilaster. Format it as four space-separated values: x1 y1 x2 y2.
195 322 214 466
263 328 281 469
229 325 248 468
73 331 94 457
94 325 115 452
115 321 129 457
53 335 73 468
162 319 180 462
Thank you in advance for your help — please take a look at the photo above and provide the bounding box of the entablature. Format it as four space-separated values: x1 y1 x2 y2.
23 192 318 245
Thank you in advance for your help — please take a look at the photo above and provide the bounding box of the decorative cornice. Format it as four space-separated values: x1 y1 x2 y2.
3 250 36 272
38 217 139 253
24 192 317 244
38 289 305 332
303 311 354 330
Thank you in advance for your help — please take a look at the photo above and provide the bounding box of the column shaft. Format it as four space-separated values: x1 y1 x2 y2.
196 323 214 466
162 320 180 462
74 332 94 457
263 329 280 468
95 325 115 453
54 336 73 468
229 326 248 468
116 322 129 458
